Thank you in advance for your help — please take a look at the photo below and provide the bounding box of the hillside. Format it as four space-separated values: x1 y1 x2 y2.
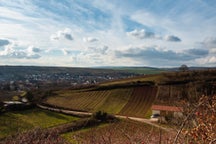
44 69 216 118
0 66 138 82
44 85 157 118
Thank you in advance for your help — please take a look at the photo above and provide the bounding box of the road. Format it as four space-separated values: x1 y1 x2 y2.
37 104 171 132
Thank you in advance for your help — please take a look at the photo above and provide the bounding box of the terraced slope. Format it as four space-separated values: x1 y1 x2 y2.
46 90 111 111
98 88 133 114
119 86 157 118
45 86 158 118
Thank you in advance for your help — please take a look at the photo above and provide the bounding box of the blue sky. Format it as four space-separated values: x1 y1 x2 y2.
0 0 216 67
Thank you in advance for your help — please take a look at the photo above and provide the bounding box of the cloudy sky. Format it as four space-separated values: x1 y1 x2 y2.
0 0 216 67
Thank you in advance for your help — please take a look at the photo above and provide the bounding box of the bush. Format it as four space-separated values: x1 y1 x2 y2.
92 111 116 122
92 111 108 122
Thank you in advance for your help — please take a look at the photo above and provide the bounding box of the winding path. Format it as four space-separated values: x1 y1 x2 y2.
37 104 171 132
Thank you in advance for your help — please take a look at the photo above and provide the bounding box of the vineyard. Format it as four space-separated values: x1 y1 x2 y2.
45 86 158 118
63 119 173 144
119 86 158 117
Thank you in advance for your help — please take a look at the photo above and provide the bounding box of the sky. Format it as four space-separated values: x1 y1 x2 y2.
0 0 216 67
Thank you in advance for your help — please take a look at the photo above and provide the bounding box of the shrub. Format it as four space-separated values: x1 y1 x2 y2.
92 111 108 122
92 111 116 122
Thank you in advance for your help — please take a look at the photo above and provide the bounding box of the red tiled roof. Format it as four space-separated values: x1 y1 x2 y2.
151 105 183 112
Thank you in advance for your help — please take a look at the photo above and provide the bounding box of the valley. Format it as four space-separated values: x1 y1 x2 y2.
0 66 216 143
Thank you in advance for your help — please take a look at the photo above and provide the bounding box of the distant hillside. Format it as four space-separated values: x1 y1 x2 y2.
0 65 128 76
103 66 166 74
1 65 213 82
0 66 138 82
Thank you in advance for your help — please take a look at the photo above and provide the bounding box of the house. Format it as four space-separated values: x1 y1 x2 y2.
151 105 183 118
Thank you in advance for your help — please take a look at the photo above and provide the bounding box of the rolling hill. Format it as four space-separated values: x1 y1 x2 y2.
44 85 157 118
43 69 216 118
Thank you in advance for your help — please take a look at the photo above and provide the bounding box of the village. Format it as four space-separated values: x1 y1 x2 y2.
0 71 138 91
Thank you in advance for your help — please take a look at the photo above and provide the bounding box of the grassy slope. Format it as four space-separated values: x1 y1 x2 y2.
0 108 79 139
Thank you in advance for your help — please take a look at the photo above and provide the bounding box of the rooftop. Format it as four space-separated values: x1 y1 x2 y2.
151 105 183 112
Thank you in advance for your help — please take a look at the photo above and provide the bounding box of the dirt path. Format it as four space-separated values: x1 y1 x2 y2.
37 104 92 116
37 104 171 132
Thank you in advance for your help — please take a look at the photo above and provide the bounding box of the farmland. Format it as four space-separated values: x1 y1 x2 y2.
0 108 79 139
63 119 174 144
1 68 216 143
119 86 157 117
44 69 216 119
44 85 157 118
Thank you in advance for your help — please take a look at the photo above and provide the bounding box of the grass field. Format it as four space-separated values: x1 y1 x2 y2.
0 108 79 139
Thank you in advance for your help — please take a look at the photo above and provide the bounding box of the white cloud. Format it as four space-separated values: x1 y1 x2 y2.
115 45 209 66
127 29 181 43
83 37 98 43
0 42 41 59
28 46 41 53
70 45 111 66
62 49 71 55
127 29 155 39
87 45 109 54
209 48 216 54
196 56 216 65
50 28 73 41
203 37 216 49
0 0 215 67
208 56 216 64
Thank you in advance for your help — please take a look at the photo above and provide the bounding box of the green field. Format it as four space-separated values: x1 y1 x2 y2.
0 108 79 139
